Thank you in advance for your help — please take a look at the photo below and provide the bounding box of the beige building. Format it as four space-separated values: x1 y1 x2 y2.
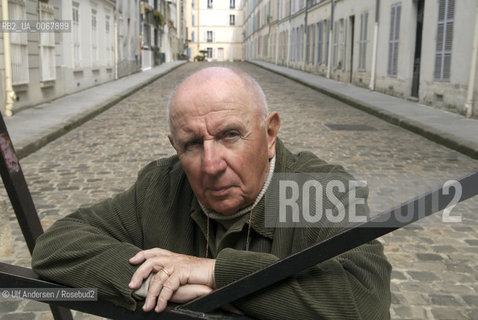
140 0 186 70
243 0 478 118
0 0 141 116
186 0 243 61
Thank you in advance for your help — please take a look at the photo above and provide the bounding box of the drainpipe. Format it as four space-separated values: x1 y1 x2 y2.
464 4 478 118
326 0 334 78
302 0 309 70
369 0 380 91
2 0 16 116
286 0 292 67
114 5 119 79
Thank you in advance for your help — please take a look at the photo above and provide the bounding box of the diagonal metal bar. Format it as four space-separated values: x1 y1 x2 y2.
0 115 43 253
180 170 478 312
0 262 254 320
0 113 73 320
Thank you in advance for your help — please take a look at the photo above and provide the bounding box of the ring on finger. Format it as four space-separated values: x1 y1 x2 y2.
160 268 170 277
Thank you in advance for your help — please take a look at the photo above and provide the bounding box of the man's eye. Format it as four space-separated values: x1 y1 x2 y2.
223 131 240 140
184 140 202 150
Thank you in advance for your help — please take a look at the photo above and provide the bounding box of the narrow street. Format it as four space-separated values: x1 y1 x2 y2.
1 62 478 319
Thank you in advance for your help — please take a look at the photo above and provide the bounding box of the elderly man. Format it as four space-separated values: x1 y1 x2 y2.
32 67 391 319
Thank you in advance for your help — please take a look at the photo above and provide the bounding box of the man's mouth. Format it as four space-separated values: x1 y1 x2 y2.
209 186 232 197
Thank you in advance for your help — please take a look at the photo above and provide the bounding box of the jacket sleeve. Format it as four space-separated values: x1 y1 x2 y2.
214 173 391 320
215 240 391 320
31 165 153 310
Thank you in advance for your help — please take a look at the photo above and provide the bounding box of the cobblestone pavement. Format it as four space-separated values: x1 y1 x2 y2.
1 62 478 319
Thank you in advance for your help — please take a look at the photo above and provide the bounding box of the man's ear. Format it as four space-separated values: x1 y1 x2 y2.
265 112 280 159
168 135 176 151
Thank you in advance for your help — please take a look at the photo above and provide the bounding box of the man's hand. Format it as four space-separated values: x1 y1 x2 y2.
128 248 215 312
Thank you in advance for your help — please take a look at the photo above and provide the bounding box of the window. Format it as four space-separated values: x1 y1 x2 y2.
91 9 98 66
192 14 195 26
333 20 338 68
230 0 235 9
388 3 401 76
434 0 455 81
106 15 114 66
311 24 315 64
39 3 56 81
324 19 329 66
192 0 194 9
207 31 213 42
317 21 323 64
306 25 310 64
358 12 368 71
289 30 294 61
9 1 29 84
207 47 213 58
341 19 346 70
230 14 235 26
118 15 124 60
191 31 195 43
72 3 80 68
207 0 213 9
299 25 304 62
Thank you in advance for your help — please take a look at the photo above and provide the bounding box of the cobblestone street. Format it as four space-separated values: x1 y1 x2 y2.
1 62 478 319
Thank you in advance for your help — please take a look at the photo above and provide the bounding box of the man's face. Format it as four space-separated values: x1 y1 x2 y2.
169 70 279 215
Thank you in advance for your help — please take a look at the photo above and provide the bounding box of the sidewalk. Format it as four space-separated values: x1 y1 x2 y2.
4 61 186 159
249 60 478 160
4 59 478 160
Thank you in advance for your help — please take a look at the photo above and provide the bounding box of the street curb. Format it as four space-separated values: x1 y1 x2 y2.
248 60 478 160
16 62 187 160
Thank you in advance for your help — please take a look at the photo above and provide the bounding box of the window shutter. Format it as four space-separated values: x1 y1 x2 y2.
342 19 347 70
388 4 401 76
434 0 454 81
325 19 329 66
318 21 322 64
311 24 315 64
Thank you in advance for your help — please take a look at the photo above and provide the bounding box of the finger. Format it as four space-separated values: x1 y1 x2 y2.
170 284 213 303
130 248 173 264
129 259 156 289
155 277 180 313
143 271 168 312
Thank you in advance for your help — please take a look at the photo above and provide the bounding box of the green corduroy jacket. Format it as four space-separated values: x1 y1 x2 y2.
32 139 391 320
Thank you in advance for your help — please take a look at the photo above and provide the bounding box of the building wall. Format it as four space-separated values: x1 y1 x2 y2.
62 0 117 93
186 0 243 62
243 0 478 118
117 0 141 77
419 0 476 114
374 0 416 99
0 0 141 115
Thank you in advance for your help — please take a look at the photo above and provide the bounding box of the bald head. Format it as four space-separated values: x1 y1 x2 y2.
167 67 268 138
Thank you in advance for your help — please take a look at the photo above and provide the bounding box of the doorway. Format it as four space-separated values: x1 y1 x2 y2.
218 48 224 61
349 15 355 83
411 0 425 98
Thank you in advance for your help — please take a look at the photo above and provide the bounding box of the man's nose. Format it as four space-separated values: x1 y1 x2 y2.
202 140 227 176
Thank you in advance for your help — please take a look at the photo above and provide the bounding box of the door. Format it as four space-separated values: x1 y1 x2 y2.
349 15 355 83
218 48 224 61
411 0 425 97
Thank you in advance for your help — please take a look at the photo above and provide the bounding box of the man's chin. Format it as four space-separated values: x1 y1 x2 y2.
206 200 244 216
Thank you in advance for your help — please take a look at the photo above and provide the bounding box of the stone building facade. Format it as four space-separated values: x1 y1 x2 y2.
243 0 478 118
186 0 243 61
0 0 141 115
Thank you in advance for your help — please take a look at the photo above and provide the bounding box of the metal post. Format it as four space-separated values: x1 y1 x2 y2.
369 0 380 91
2 0 16 116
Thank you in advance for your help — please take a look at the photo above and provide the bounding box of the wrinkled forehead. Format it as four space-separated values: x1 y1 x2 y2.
170 68 256 116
